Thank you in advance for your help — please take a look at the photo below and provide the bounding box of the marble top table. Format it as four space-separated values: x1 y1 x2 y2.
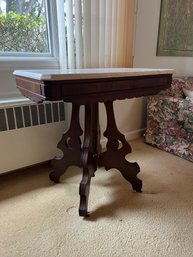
14 68 174 217
14 68 174 80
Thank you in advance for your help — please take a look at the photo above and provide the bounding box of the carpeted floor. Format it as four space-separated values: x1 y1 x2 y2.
0 138 193 257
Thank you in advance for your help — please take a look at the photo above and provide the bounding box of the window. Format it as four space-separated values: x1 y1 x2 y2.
0 0 49 54
0 0 59 70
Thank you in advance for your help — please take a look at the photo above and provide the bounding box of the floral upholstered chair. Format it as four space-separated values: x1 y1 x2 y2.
144 77 193 162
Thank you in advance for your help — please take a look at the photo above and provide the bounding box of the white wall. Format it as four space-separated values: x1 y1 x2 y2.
0 71 20 99
134 0 193 76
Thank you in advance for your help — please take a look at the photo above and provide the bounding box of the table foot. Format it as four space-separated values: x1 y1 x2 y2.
50 104 83 182
99 151 142 192
49 170 61 183
117 163 142 192
99 101 142 192
79 169 92 217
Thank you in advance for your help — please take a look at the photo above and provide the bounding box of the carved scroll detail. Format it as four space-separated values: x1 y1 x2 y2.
99 101 142 192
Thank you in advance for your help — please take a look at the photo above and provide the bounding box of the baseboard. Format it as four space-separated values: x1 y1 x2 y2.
124 128 146 141
100 128 146 149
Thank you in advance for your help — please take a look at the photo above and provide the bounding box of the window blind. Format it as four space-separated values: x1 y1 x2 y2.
56 0 135 69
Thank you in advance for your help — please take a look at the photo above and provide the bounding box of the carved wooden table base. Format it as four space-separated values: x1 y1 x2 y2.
50 101 142 217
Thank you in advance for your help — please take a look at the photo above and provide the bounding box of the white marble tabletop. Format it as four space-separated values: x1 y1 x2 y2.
13 68 175 81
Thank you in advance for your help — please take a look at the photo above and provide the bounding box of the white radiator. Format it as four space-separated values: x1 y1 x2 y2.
0 102 67 173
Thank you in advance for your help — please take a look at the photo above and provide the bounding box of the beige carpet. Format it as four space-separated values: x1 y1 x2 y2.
0 138 193 257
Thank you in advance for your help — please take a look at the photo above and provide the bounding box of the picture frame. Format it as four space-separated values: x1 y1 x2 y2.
157 0 193 57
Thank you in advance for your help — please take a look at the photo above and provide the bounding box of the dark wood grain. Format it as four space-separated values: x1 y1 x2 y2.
16 74 172 104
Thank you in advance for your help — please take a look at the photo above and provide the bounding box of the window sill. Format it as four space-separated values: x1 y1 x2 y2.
0 97 32 107
0 57 60 71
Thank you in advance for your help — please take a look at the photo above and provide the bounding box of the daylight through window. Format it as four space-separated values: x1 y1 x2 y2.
0 0 50 54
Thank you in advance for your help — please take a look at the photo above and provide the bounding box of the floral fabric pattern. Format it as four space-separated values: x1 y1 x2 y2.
145 77 193 162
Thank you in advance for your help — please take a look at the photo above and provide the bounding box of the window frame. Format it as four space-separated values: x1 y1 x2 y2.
0 0 60 71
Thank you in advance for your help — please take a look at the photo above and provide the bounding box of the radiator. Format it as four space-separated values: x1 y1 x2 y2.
0 101 65 131
0 101 67 173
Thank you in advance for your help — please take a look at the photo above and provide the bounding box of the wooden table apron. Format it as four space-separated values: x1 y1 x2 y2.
15 73 172 217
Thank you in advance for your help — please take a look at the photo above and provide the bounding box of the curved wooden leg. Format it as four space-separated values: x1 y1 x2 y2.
91 103 101 176
79 104 98 217
99 101 142 192
50 104 83 183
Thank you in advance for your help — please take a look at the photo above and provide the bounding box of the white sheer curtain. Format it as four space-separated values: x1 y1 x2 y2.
56 0 135 69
